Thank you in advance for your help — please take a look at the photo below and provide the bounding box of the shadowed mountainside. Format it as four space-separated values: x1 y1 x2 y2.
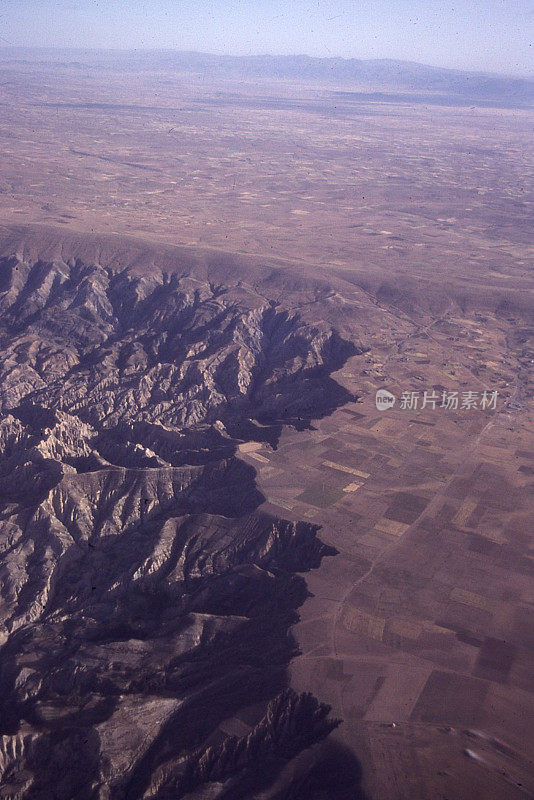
0 231 366 799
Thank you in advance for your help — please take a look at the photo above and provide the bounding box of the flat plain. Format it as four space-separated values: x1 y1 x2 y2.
0 51 533 799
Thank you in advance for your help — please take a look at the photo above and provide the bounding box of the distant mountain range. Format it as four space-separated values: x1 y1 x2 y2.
2 47 533 107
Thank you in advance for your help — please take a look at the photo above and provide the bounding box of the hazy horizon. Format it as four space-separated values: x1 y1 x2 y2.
1 0 532 77
1 44 533 80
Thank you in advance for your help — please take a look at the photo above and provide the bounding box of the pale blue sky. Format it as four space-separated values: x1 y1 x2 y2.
1 0 532 75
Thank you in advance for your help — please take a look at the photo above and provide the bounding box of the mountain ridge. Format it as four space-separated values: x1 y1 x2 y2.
1 47 532 107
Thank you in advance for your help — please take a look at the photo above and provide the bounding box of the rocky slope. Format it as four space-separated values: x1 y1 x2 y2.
0 239 363 799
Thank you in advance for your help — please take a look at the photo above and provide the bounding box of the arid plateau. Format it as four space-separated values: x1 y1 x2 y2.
0 50 532 800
